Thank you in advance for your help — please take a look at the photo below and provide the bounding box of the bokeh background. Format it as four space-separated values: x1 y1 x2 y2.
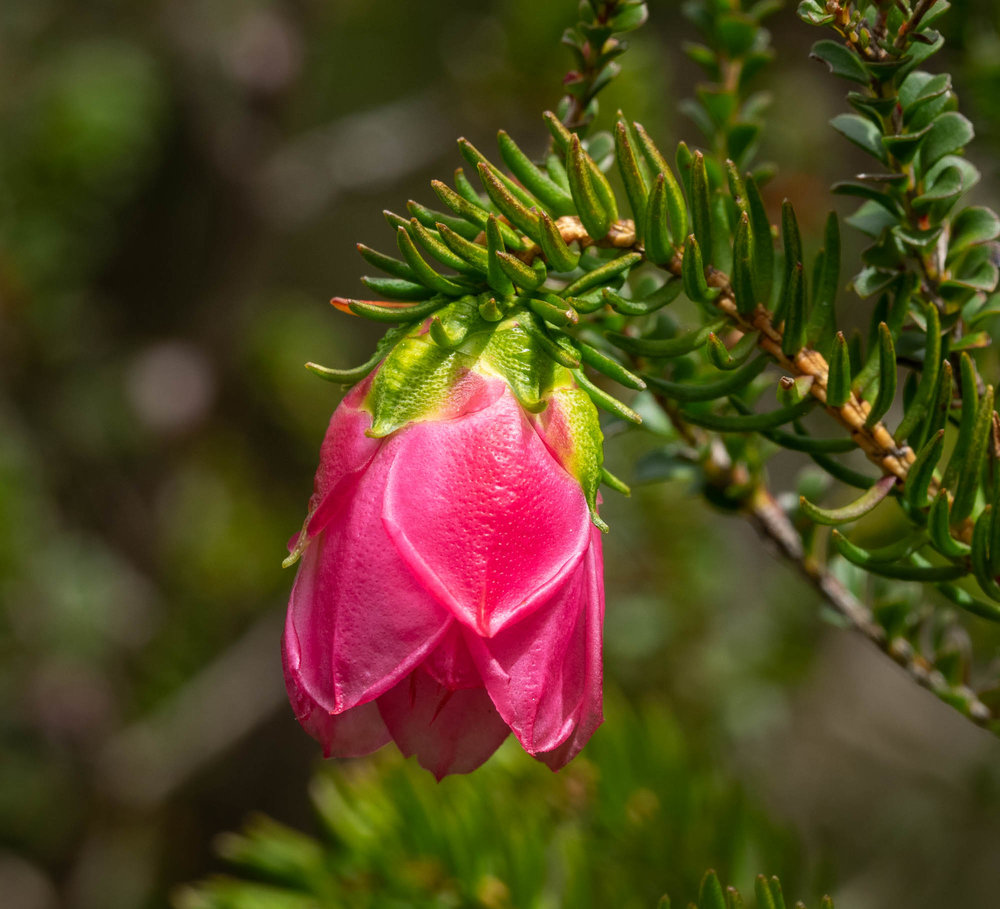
3 1 1000 907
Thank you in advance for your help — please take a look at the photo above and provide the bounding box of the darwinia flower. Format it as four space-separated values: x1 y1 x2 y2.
282 296 606 778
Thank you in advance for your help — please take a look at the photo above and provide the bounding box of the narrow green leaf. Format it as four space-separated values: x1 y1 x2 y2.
776 200 802 322
682 235 719 304
971 507 1000 600
894 302 941 441
485 215 514 296
698 871 727 909
634 122 688 244
406 199 481 240
603 280 683 315
928 491 971 557
943 352 980 490
832 531 966 580
781 262 807 356
476 162 541 240
808 450 877 489
537 211 581 272
600 466 631 496
826 332 853 407
745 175 774 304
645 354 768 402
435 221 490 272
864 323 897 427
356 242 418 282
496 251 546 291
497 129 575 215
615 120 650 237
937 581 1000 622
568 134 613 239
691 151 713 259
305 349 383 384
808 212 841 344
528 294 578 327
765 427 856 453
564 251 643 296
578 342 646 389
431 180 524 249
905 429 945 511
644 173 677 265
349 294 444 320
682 395 816 432
359 276 435 301
801 475 897 525
755 876 778 909
396 227 466 295
408 220 483 276
766 877 786 909
572 368 642 424
732 212 756 315
458 138 538 211
953 385 994 522
707 329 759 370
518 316 580 367
453 166 484 206
606 319 728 357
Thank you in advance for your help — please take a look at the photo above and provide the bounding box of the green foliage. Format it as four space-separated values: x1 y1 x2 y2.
176 696 807 909
315 0 1000 735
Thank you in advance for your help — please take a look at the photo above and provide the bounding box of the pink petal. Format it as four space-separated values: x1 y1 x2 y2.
467 526 605 762
377 668 510 779
284 444 453 714
421 622 482 690
304 378 382 539
382 384 591 637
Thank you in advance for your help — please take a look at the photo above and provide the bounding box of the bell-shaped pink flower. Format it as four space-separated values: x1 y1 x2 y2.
282 352 605 778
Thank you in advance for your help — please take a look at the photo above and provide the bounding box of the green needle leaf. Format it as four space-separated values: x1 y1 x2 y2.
634 122 688 243
682 395 816 431
928 491 971 557
485 215 514 296
832 531 967 580
801 475 897 525
563 251 643 296
606 319 728 357
952 385 994 522
646 355 768 403
615 119 650 237
396 227 466 295
691 151 713 258
537 211 581 272
864 322 897 427
497 129 575 215
894 301 941 442
826 331 853 407
682 234 719 304
572 368 642 424
904 429 945 511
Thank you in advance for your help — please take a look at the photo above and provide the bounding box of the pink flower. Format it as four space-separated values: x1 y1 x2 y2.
282 359 605 779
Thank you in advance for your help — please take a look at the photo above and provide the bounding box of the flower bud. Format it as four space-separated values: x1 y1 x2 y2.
283 298 606 777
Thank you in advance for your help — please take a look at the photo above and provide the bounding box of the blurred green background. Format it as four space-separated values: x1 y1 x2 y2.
3 1 1000 907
